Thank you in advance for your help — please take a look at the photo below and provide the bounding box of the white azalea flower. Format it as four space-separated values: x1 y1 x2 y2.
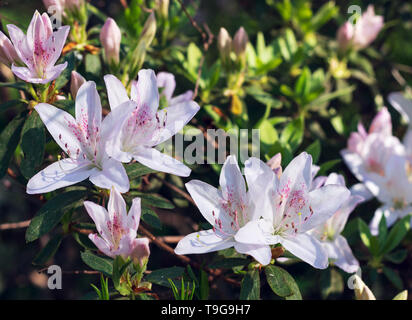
309 173 362 273
27 81 130 194
103 69 200 177
235 153 350 269
175 155 272 265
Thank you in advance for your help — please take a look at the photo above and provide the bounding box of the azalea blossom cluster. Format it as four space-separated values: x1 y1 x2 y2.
175 153 362 272
342 102 412 235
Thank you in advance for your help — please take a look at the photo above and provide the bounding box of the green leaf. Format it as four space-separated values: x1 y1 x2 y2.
126 162 157 180
81 250 113 277
259 120 278 149
0 112 26 179
33 234 64 265
209 258 249 269
112 256 132 295
320 268 344 299
0 99 24 112
295 67 311 98
317 159 341 176
378 214 387 248
305 140 321 163
199 270 209 300
265 265 302 300
358 218 373 249
383 267 403 290
141 206 162 230
145 266 184 287
73 232 97 250
239 269 260 300
280 117 304 153
393 290 408 300
25 190 87 242
384 249 408 264
20 111 45 179
128 192 174 209
380 215 411 256
308 1 338 32
85 54 102 77
55 52 75 89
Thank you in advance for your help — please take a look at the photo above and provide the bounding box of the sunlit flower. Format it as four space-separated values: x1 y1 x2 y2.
156 72 193 106
309 173 362 273
235 153 350 269
175 155 272 265
103 70 199 177
85 186 150 261
100 18 121 65
27 81 130 194
7 11 69 84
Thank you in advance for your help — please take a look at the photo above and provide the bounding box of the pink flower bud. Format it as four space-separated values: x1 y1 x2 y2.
233 27 248 57
369 107 392 136
353 5 383 49
0 31 19 67
337 22 354 51
100 18 121 65
131 238 150 268
267 153 282 178
70 70 86 98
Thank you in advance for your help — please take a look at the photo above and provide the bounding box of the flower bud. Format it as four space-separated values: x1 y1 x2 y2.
217 27 232 62
233 27 248 57
140 12 157 47
100 18 121 65
155 0 169 20
337 22 354 51
267 153 282 178
70 71 86 98
0 31 19 67
131 238 150 269
354 275 376 300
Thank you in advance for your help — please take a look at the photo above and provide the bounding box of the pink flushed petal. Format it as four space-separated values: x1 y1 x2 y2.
7 25 33 67
369 107 392 136
0 31 19 65
128 198 142 231
45 26 70 67
107 186 128 230
134 69 159 116
84 201 112 244
88 233 114 258
156 72 176 102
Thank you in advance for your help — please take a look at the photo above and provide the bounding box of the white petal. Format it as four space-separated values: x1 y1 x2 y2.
350 183 374 201
234 242 272 265
45 26 70 67
235 219 278 246
281 152 312 191
26 159 93 194
369 205 399 235
35 103 83 157
219 155 247 208
330 235 359 273
170 91 193 105
174 229 235 254
145 100 200 146
89 158 129 193
185 180 222 226
300 185 350 233
75 81 102 135
156 72 176 102
388 92 412 124
244 157 277 221
88 233 114 258
104 74 130 110
107 186 128 226
281 233 328 269
43 62 68 83
134 69 159 115
128 197 141 231
133 147 191 177
84 201 111 242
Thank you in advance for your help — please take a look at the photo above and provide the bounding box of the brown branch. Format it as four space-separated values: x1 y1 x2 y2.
138 224 240 287
175 0 214 99
152 175 196 205
0 219 31 230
